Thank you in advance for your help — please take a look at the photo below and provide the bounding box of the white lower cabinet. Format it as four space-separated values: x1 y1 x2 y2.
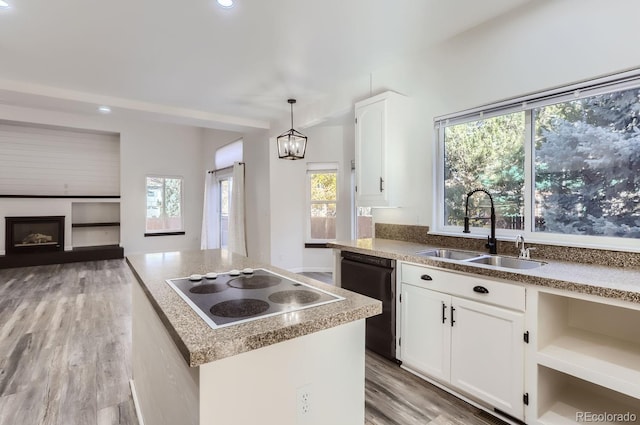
399 262 526 421
449 297 525 419
400 283 451 382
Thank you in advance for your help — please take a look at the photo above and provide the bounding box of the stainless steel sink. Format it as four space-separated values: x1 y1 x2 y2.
415 248 546 270
467 255 545 269
415 249 484 261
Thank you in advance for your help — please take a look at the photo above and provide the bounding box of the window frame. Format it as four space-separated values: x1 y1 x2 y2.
433 70 640 252
144 175 185 236
306 164 339 244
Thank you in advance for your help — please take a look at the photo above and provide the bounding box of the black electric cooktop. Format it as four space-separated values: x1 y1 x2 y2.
166 268 344 329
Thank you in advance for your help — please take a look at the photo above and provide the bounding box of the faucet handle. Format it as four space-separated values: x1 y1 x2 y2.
521 247 536 259
515 234 524 248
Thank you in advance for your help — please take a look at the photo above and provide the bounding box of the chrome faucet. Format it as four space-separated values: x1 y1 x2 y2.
463 188 497 255
515 234 535 259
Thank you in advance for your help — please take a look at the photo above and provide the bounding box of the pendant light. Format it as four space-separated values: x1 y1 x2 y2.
277 99 307 160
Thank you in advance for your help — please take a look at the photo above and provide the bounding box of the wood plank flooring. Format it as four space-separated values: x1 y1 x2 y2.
365 351 505 425
1 261 503 425
0 260 137 425
298 271 333 284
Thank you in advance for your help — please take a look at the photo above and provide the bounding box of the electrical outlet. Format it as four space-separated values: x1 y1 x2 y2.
296 384 313 423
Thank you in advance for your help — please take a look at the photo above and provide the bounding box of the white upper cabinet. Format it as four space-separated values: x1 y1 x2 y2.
354 91 408 207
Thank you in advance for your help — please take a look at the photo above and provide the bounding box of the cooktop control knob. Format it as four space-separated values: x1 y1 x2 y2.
189 274 203 281
229 269 241 276
205 272 218 279
242 268 254 274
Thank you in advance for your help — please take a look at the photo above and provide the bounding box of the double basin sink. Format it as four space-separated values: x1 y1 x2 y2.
415 248 546 270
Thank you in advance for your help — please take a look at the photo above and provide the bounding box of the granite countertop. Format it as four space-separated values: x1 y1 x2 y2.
126 249 381 368
330 238 640 304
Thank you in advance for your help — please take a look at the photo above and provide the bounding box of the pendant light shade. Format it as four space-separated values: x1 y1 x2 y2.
277 99 307 160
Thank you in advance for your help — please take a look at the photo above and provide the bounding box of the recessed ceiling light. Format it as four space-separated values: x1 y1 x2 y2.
217 0 233 8
98 105 111 114
0 1 10 9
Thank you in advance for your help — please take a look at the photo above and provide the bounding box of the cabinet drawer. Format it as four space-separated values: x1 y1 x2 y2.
400 262 525 311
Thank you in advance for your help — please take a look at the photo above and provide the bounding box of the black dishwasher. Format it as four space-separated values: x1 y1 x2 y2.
340 251 397 361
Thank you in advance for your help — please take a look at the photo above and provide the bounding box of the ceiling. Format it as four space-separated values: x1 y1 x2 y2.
0 0 531 131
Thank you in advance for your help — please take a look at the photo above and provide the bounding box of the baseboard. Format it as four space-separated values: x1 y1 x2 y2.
129 379 145 425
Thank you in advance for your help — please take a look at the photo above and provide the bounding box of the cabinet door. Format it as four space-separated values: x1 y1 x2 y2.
400 284 451 382
355 97 387 206
450 297 525 420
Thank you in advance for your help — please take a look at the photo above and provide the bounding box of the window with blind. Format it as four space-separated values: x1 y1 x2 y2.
435 69 640 247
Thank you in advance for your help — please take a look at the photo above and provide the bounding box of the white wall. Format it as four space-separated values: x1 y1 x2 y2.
243 129 272 263
0 122 119 196
286 0 640 231
269 125 352 272
120 121 205 254
0 104 240 255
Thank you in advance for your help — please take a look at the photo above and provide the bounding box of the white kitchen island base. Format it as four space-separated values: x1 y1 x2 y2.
131 280 367 425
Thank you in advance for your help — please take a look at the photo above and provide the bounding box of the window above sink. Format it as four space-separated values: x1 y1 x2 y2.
434 69 640 252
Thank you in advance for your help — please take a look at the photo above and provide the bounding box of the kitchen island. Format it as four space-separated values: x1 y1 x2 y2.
126 249 381 425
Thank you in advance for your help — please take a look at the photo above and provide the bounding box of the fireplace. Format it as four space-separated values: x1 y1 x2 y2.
5 216 65 255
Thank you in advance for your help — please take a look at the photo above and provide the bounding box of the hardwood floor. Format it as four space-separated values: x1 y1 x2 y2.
365 352 506 425
1 261 503 425
298 271 333 284
0 260 138 425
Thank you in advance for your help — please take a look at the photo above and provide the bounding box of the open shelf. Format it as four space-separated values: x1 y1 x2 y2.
538 327 640 398
71 201 120 248
72 222 120 228
536 291 640 424
537 366 640 425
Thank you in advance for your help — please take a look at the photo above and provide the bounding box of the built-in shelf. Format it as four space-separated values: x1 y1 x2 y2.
538 328 640 398
71 201 120 248
535 291 640 424
72 222 120 228
537 367 640 425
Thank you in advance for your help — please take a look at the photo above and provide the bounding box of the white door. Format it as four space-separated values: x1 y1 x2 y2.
450 297 525 420
400 284 451 382
355 97 387 206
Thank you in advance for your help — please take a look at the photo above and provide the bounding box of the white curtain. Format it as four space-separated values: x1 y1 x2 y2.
228 162 247 256
201 171 219 249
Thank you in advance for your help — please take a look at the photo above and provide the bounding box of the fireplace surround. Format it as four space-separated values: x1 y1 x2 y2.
5 216 65 255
